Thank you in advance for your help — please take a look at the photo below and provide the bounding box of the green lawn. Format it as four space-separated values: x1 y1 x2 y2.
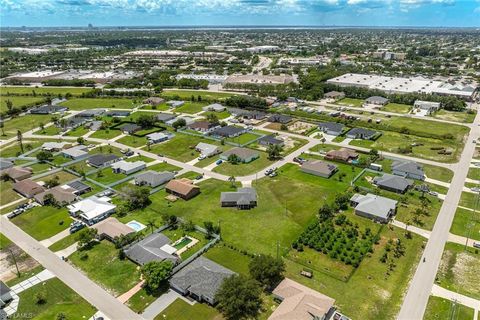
11 206 73 241
174 102 207 114
0 86 93 96
148 133 220 162
146 162 182 172
89 128 123 140
156 298 220 320
88 167 137 185
49 233 78 252
204 244 252 275
33 125 62 136
0 114 52 138
141 103 170 111
467 167 480 181
162 89 236 100
450 207 480 242
226 132 260 145
432 109 477 124
13 278 96 320
0 96 45 113
201 110 231 120
64 126 90 137
336 98 364 107
6 265 44 287
29 162 54 174
213 151 275 176
459 192 479 210
381 103 411 114
34 171 78 185
424 296 474 320
0 232 12 250
127 284 169 313
423 164 454 183
0 140 42 157
59 98 138 110
69 240 141 296
117 135 148 148
0 180 21 205
435 242 480 300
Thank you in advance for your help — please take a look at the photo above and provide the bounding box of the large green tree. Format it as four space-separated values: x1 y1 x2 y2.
248 254 285 290
141 261 173 292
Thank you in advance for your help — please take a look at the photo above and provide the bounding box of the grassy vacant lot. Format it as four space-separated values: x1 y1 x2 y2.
64 125 90 137
226 132 260 145
350 131 462 163
0 86 93 96
423 164 454 183
336 98 364 107
59 98 137 110
424 296 474 320
450 207 480 242
89 128 123 140
432 109 477 124
0 114 52 138
467 167 480 181
117 135 148 148
204 244 252 275
0 140 41 157
459 192 479 210
11 206 72 241
88 167 137 185
0 180 21 205
436 242 480 300
213 151 274 176
13 278 96 320
0 96 45 112
201 110 231 120
148 133 219 162
162 89 236 100
69 240 141 296
34 125 62 136
382 103 411 114
285 226 425 320
147 162 181 172
34 170 78 185
156 298 220 320
175 102 206 114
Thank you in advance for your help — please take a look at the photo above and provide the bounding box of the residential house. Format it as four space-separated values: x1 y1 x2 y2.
13 179 45 198
156 113 176 123
220 147 259 163
146 132 174 144
220 187 257 209
66 180 92 195
62 145 89 160
165 178 200 200
87 154 120 168
170 257 236 305
135 171 175 188
188 121 219 133
211 125 246 138
318 122 344 136
30 105 68 114
392 160 425 180
41 142 72 152
365 96 389 106
166 116 195 126
325 148 359 162
346 128 378 140
76 109 105 118
94 217 135 242
34 185 77 205
120 123 142 134
167 100 185 108
125 232 180 265
324 91 345 101
195 142 221 157
105 110 131 117
373 174 413 194
143 97 165 106
269 278 335 320
202 103 226 112
301 160 338 178
111 160 146 175
414 100 441 115
350 193 397 223
0 282 13 308
85 120 103 131
267 114 293 124
67 196 116 225
258 135 284 147
2 166 33 181
0 158 14 170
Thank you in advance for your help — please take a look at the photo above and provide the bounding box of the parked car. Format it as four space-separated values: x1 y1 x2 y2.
428 191 439 197
470 187 480 193
215 160 223 165
7 209 23 219
269 172 278 177
473 242 480 249
195 174 203 180
69 221 86 234
198 155 206 160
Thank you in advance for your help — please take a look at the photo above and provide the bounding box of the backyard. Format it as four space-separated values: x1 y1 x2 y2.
59 98 138 110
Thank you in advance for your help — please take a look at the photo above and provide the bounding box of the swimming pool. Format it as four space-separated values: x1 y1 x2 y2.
173 237 193 250
126 220 147 232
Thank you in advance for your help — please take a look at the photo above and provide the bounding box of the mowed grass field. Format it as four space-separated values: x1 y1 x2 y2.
0 114 52 138
424 296 474 320
0 96 45 113
336 97 364 107
432 109 477 124
148 133 221 162
13 278 96 320
161 89 237 100
450 207 480 241
0 86 94 96
59 98 138 110
381 103 411 114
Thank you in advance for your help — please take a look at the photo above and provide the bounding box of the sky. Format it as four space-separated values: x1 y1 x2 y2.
0 0 479 28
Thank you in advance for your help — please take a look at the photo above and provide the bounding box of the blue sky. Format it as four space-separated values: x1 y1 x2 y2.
1 0 479 27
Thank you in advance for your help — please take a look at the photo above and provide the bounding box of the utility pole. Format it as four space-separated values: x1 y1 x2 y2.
465 189 479 250
8 248 20 277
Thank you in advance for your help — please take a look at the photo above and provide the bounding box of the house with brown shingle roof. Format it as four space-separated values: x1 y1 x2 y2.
165 178 200 200
325 148 359 162
34 185 77 205
13 179 45 198
269 278 335 320
2 166 33 182
94 217 135 241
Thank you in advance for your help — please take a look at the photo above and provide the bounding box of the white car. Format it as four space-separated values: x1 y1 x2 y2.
198 155 206 160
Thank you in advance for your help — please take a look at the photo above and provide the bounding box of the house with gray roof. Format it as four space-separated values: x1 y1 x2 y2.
156 113 176 123
125 233 180 266
66 180 92 195
0 281 13 307
365 96 389 106
105 110 131 117
211 125 246 138
346 128 378 140
220 147 259 163
301 160 338 178
167 100 185 108
87 154 120 168
318 122 345 136
0 158 14 170
135 171 175 188
267 114 293 124
111 160 146 175
373 174 413 194
62 145 89 160
146 132 174 144
202 103 226 112
30 105 68 115
196 142 221 157
392 160 425 180
76 109 105 118
120 123 142 134
221 187 257 209
414 100 440 115
258 135 284 147
170 256 236 305
350 193 397 223
324 91 345 101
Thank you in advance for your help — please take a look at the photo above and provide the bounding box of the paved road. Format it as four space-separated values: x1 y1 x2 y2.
397 110 480 320
1 215 144 320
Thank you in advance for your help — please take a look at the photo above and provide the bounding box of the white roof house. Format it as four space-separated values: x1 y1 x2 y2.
195 142 221 157
62 145 89 159
350 193 397 223
146 132 173 144
413 100 441 116
202 103 226 112
42 142 70 151
68 196 116 225
111 160 146 175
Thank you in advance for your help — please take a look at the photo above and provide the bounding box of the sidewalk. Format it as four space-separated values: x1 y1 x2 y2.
40 228 71 247
117 280 144 303
431 284 480 319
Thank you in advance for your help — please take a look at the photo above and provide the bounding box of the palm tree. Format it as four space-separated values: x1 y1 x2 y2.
146 218 156 234
17 130 24 154
228 176 236 188
0 121 4 136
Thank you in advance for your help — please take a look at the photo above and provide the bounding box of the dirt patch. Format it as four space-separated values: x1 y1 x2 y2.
437 249 453 277
287 121 316 134
264 122 283 131
0 244 40 283
452 252 480 296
